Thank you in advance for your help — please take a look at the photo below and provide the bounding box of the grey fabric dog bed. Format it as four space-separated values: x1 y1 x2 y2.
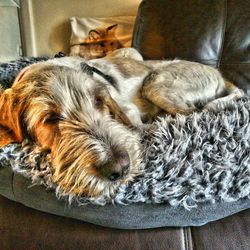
0 166 249 229
0 57 249 229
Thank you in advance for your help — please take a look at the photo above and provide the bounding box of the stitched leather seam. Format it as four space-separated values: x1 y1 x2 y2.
11 171 16 201
220 62 250 65
131 1 145 49
183 227 193 250
217 0 228 68
132 17 141 49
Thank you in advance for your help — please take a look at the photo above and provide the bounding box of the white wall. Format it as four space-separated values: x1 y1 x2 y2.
0 0 21 62
20 0 141 57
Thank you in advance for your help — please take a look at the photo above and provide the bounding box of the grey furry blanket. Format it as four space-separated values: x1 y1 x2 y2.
0 58 250 209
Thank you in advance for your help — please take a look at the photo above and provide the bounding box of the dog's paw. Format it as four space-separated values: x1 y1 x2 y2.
176 108 197 116
203 102 220 112
135 123 157 133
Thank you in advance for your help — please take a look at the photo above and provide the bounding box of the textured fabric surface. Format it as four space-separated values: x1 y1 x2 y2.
0 57 48 89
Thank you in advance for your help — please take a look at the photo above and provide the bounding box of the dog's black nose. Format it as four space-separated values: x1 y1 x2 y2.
100 151 130 181
108 172 122 181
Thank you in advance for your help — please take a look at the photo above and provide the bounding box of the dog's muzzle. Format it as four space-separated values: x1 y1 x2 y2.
98 151 130 181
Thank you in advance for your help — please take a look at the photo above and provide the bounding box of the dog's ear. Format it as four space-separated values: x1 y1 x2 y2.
0 68 29 147
0 89 25 147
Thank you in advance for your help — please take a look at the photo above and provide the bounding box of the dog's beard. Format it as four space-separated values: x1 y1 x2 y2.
52 118 143 198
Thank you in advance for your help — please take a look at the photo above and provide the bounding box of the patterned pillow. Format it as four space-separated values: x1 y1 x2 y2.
69 16 136 59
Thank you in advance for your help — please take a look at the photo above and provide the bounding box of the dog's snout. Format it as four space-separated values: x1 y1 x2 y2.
115 151 130 169
99 151 130 181
108 155 130 181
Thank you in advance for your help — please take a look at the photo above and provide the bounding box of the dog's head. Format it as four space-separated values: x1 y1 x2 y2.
0 62 143 197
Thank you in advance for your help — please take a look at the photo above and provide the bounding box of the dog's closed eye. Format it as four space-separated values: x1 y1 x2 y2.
43 112 63 124
95 97 103 108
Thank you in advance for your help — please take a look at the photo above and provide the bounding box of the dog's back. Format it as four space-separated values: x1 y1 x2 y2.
36 50 245 124
88 54 244 121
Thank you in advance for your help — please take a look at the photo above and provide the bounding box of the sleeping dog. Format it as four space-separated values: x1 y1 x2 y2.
0 48 244 197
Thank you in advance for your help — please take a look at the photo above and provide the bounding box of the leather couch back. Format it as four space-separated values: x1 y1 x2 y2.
132 0 250 92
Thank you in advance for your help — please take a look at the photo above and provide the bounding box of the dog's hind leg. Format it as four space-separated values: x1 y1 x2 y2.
203 81 245 111
141 72 196 116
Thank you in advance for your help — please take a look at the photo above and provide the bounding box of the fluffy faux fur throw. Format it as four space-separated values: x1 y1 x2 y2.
0 57 48 89
0 58 250 209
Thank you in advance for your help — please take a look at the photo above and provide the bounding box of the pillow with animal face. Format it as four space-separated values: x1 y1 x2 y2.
69 16 136 59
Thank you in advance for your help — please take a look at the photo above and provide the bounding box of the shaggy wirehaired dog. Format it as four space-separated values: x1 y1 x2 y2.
0 48 244 197
0 58 142 197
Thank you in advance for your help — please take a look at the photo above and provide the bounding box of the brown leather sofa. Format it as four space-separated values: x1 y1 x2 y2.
1 0 249 249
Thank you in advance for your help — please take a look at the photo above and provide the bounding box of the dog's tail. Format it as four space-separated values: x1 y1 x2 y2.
204 80 245 111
